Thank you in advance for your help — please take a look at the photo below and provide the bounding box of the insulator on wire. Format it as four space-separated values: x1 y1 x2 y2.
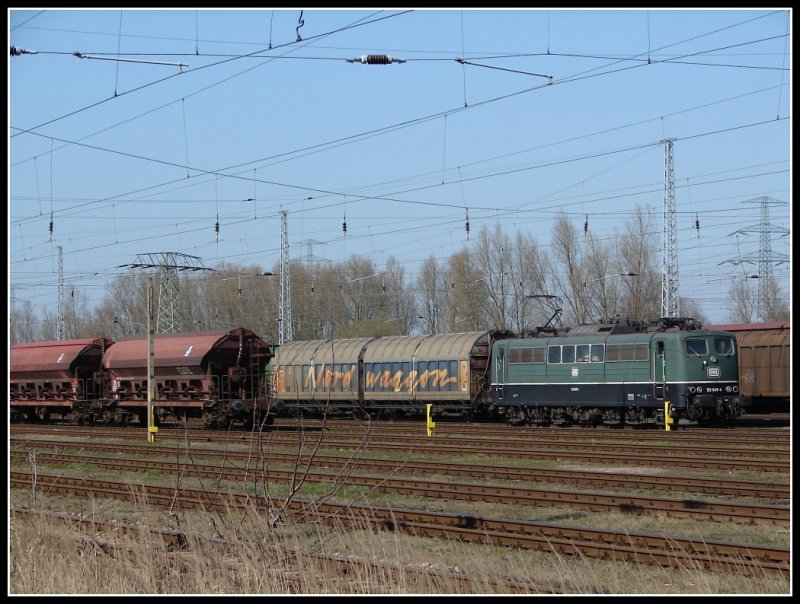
10 46 37 56
347 54 406 65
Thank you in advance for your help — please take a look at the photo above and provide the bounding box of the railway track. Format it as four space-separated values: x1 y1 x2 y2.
10 428 790 473
11 471 789 579
10 450 789 525
11 439 790 501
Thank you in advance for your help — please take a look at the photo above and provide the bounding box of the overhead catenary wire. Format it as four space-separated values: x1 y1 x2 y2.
9 11 788 316
10 11 412 138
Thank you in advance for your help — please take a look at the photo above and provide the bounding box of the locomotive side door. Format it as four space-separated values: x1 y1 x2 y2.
494 346 505 400
653 339 665 400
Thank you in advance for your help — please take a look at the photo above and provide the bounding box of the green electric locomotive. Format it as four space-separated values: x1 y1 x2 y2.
490 321 745 427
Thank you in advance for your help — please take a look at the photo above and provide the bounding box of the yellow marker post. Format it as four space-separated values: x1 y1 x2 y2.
426 403 436 437
146 279 157 443
664 401 674 432
149 412 159 441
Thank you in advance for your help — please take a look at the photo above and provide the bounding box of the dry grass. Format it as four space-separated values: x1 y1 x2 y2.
9 495 789 595
9 425 790 595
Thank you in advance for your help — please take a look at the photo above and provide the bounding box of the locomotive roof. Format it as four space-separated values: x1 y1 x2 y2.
564 323 640 336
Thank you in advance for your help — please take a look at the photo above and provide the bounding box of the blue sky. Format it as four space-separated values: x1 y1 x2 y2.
9 8 791 325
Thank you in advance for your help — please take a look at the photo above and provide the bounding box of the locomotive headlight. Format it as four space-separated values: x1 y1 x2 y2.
689 386 696 393
710 355 717 363
696 386 703 393
725 386 732 393
733 385 739 393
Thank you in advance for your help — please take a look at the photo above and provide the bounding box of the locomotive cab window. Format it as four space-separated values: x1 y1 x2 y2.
561 345 575 364
714 337 735 356
590 344 604 362
548 346 561 364
576 345 590 363
685 338 708 356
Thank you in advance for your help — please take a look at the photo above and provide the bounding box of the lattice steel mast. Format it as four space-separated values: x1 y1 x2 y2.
57 245 65 340
723 196 789 319
661 138 679 319
279 211 293 344
123 252 212 333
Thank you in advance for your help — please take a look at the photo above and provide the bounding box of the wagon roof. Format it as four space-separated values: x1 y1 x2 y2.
733 329 790 347
11 338 111 373
103 328 263 369
705 322 790 332
274 338 376 365
363 331 489 362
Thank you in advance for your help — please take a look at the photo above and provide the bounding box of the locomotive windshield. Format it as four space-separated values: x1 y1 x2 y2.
684 336 735 357
714 336 735 356
684 338 708 356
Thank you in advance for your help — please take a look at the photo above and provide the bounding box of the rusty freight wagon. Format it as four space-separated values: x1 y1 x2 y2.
10 337 113 423
102 327 274 427
271 331 509 419
705 322 790 413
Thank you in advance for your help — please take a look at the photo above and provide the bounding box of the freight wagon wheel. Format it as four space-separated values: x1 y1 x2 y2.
352 407 370 420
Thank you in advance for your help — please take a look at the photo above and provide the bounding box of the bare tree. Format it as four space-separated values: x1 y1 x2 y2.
759 276 790 322
416 255 446 334
96 272 150 337
337 255 389 335
680 297 708 326
582 233 614 323
509 230 549 333
10 300 40 344
727 278 757 324
471 225 515 330
446 248 485 331
617 206 660 324
550 213 587 326
381 256 417 333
